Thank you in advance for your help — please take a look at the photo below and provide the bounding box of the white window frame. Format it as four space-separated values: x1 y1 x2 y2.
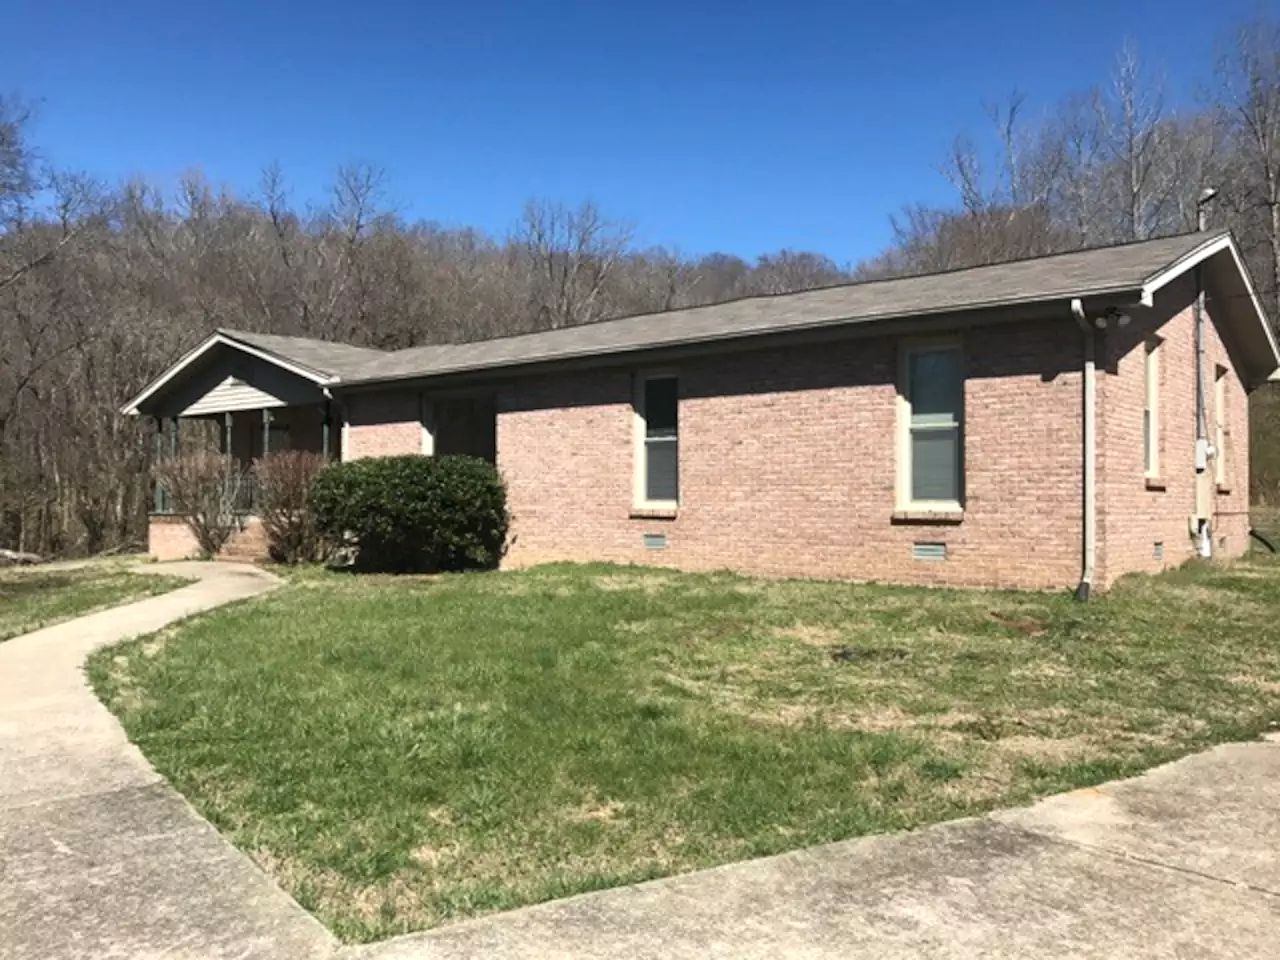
1144 337 1162 479
633 370 679 512
1215 364 1229 486
896 338 964 513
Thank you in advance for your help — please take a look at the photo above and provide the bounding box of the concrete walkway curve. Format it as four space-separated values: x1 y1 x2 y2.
0 561 336 960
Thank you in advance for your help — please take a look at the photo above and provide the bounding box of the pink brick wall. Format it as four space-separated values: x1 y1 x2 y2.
343 391 423 460
1096 274 1252 586
148 516 271 562
496 319 1086 589
329 302 1257 591
148 515 201 561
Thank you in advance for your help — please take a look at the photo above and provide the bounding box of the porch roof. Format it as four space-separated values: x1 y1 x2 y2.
121 329 388 416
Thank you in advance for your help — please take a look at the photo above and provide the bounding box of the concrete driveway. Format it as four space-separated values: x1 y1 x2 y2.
2 561 1278 959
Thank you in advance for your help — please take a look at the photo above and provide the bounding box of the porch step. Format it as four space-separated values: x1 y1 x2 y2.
217 518 270 563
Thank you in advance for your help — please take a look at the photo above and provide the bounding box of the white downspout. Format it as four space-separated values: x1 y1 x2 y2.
1193 190 1217 558
1072 298 1096 601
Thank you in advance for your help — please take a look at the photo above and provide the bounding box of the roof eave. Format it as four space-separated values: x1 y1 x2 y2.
332 286 1149 391
1140 232 1280 386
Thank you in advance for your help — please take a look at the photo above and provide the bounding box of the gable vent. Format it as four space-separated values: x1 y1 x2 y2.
912 542 947 561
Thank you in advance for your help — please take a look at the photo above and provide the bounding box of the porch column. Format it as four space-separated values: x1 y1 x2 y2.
153 416 177 514
322 400 331 460
262 408 272 456
223 411 233 457
152 416 164 513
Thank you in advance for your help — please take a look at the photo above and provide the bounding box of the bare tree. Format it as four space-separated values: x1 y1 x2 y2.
1095 44 1170 240
517 199 632 328
1218 18 1280 309
0 94 36 223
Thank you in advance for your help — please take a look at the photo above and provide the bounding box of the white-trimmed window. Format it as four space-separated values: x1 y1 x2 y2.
1144 337 1161 478
634 373 679 510
898 341 964 511
1215 364 1229 486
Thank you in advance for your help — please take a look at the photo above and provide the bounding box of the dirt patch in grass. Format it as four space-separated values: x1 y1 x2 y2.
772 623 845 646
995 734 1093 761
987 610 1050 637
410 842 459 868
593 571 678 593
1230 673 1280 694
566 798 627 823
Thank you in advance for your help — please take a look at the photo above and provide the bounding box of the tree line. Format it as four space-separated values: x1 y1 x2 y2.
3 15 1279 557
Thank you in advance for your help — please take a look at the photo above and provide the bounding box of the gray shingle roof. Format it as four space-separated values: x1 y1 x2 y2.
337 231 1233 386
218 329 390 379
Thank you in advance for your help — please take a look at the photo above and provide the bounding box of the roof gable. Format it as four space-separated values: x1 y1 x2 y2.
217 329 389 379
121 330 386 416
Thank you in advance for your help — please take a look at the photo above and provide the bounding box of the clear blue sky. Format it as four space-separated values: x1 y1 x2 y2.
1 0 1269 264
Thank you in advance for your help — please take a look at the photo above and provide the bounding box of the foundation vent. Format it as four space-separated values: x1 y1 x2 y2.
643 533 668 550
1154 541 1165 561
912 542 947 562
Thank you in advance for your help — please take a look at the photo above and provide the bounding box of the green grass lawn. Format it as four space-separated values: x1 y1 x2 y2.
90 557 1280 943
0 562 189 641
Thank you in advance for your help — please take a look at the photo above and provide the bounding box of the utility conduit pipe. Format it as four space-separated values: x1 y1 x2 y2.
1072 298 1096 601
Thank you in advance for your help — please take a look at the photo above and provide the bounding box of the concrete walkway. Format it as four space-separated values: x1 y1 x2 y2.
3 564 1279 959
0 561 336 960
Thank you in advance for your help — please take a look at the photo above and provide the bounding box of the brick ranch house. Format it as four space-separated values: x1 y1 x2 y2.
124 230 1279 592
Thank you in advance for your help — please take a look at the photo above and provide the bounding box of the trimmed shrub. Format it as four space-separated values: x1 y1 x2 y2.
253 451 330 564
310 454 508 572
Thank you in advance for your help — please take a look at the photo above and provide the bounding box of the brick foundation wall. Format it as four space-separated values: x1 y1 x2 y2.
147 515 272 562
1096 274 1252 586
148 516 201 561
496 319 1086 590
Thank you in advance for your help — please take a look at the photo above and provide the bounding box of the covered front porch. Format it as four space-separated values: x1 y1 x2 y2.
122 330 362 559
125 328 501 561
149 404 337 515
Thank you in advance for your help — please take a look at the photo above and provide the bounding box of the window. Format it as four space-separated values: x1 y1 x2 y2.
1215 365 1229 486
635 374 679 509
899 342 963 510
1144 338 1161 478
267 422 291 453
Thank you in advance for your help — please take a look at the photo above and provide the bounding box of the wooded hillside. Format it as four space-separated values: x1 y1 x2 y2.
3 16 1279 557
